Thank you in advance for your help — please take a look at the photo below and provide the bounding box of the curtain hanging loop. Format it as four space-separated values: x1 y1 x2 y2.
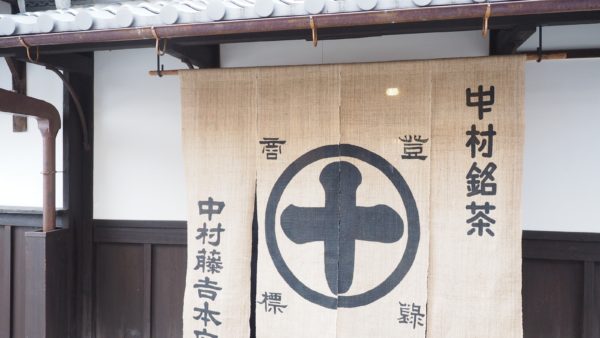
482 3 491 38
309 16 318 47
17 36 39 62
150 26 168 56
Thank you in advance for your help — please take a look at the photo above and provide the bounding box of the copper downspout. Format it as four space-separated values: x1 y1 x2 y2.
0 88 61 232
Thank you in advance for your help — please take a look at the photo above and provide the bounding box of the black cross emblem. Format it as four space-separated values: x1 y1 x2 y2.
281 161 404 295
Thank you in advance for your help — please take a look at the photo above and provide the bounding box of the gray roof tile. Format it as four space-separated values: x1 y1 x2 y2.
0 0 511 36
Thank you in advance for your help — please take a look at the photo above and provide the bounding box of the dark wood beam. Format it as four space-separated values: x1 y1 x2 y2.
5 57 28 132
14 53 94 75
490 26 537 55
166 43 220 69
523 231 600 261
0 210 67 228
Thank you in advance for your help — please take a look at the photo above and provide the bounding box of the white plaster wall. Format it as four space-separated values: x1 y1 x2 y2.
523 59 600 232
220 30 488 67
93 49 186 220
0 62 64 208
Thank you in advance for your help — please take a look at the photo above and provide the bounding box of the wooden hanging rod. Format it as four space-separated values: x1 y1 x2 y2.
148 52 581 77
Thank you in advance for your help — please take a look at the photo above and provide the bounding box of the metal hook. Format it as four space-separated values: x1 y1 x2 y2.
150 27 167 77
18 36 39 62
309 16 318 47
156 54 164 77
482 3 491 38
536 25 543 63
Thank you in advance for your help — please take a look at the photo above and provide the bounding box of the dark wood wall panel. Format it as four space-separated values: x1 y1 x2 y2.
523 259 584 338
11 226 35 338
594 263 600 337
95 243 145 338
523 231 600 338
0 226 9 338
151 245 186 338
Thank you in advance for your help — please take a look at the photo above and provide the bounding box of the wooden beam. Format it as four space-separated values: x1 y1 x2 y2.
94 226 186 245
0 210 66 228
490 26 537 55
522 231 600 261
20 53 94 75
93 219 187 229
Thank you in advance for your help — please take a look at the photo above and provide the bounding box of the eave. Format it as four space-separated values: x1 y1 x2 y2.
0 0 598 58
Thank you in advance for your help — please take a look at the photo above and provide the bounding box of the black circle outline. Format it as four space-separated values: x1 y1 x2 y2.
265 144 420 309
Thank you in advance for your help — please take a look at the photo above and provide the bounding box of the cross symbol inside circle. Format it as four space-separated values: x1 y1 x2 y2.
281 161 404 295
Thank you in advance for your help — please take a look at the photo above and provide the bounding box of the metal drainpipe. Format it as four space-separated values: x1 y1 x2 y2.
0 88 61 231
38 119 58 232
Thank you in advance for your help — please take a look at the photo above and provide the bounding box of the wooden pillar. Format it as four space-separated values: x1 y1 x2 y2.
61 52 95 338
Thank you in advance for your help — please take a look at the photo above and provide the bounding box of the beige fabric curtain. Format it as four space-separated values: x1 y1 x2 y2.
255 65 342 338
180 56 524 338
427 56 525 338
181 69 257 338
336 61 431 338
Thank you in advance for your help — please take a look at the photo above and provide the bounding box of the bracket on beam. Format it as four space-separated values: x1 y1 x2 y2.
5 57 27 132
490 26 537 55
15 52 93 75
166 43 220 69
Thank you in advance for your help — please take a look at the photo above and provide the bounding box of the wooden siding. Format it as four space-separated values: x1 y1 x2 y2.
1 216 599 338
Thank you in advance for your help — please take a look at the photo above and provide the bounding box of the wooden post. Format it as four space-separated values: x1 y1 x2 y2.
25 229 72 338
61 52 94 338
